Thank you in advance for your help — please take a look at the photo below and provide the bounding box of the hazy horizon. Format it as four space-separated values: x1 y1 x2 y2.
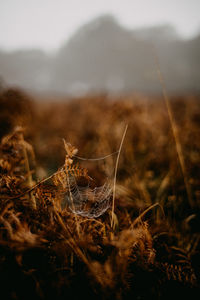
1 17 199 55
1 0 200 52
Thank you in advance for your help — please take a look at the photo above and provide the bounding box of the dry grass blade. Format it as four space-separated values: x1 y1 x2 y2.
132 202 164 227
154 51 193 206
111 124 128 229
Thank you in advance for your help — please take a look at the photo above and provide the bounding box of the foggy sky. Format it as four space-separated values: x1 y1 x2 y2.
0 0 200 51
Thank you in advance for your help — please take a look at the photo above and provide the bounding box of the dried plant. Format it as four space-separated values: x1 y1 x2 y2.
0 89 199 299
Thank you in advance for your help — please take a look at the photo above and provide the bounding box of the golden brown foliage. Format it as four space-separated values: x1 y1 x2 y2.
0 89 200 299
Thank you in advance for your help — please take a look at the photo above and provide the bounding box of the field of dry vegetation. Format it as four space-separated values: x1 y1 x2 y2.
0 88 200 299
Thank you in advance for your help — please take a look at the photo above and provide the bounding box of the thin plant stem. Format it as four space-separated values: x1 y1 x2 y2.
111 124 128 229
132 203 165 227
19 132 36 209
66 171 80 237
154 50 193 206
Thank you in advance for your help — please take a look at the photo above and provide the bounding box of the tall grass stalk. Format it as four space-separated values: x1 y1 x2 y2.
111 124 128 229
154 52 193 207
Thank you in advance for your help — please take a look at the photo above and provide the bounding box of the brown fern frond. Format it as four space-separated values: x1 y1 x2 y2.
64 163 91 180
52 162 91 188
160 262 196 285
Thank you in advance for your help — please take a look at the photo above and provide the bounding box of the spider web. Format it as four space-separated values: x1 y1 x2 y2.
61 174 112 218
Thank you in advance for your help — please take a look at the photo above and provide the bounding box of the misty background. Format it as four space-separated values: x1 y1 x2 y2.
0 0 200 96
